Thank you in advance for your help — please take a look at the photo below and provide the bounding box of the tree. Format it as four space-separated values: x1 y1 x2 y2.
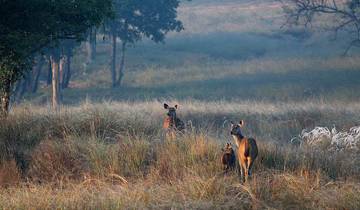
86 27 98 63
108 0 184 87
0 0 41 115
31 55 45 93
0 53 30 116
0 0 113 114
61 40 78 89
283 0 360 53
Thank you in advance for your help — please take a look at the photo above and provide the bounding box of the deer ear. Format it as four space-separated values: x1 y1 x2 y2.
164 103 169 109
175 104 178 109
239 120 244 127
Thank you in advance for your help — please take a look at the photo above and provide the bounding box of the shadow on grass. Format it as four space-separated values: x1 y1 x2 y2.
51 68 360 104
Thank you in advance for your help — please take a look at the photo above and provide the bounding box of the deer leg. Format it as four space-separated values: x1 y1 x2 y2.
247 158 254 177
236 161 241 176
239 165 245 183
239 159 247 183
237 161 242 179
243 159 249 183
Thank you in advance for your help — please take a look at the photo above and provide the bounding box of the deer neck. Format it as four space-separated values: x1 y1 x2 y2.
166 115 177 127
232 134 244 148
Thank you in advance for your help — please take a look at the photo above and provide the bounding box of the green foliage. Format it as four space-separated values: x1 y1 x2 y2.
108 0 184 43
0 0 113 112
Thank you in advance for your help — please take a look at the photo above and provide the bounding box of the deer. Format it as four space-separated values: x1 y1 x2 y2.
221 142 236 173
163 103 185 139
230 120 258 183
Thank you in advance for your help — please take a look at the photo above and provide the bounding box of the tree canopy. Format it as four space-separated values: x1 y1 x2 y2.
0 0 113 114
110 0 183 43
108 0 184 86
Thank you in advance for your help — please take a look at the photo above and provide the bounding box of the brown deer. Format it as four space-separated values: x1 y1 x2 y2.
163 103 185 139
230 120 258 183
221 142 236 173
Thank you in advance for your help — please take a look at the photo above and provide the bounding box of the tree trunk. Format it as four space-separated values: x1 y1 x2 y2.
59 56 65 87
85 28 97 64
18 78 27 100
116 41 126 86
0 78 11 117
12 81 22 104
62 49 72 89
25 70 32 92
16 68 31 100
111 33 117 88
90 28 97 60
32 56 45 93
50 49 61 110
46 56 52 86
85 41 91 64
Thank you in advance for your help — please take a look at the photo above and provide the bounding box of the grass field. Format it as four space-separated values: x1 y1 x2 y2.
4 0 360 209
1 101 360 209
22 0 360 105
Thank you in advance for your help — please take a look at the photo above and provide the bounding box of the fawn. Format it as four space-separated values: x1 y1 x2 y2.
221 142 236 173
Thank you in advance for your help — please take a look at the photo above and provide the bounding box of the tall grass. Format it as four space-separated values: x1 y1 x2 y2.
0 101 359 209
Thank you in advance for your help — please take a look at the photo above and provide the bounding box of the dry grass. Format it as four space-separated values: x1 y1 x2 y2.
0 138 359 209
178 0 284 34
126 55 360 87
0 101 360 209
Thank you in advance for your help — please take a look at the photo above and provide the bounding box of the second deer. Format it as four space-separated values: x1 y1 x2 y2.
230 120 258 183
163 103 185 139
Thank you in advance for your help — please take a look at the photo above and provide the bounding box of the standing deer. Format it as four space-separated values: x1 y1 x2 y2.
221 142 236 173
230 120 258 183
163 103 185 139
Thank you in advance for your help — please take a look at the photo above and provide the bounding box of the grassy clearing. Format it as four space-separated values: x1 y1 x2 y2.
0 101 360 209
7 0 360 208
23 0 360 105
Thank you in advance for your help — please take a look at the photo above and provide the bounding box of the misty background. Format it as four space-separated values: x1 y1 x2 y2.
14 0 360 105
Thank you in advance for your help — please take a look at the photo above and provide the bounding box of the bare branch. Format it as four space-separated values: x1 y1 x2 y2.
283 0 360 50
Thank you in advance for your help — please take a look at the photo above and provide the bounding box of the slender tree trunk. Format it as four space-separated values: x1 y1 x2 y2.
25 70 32 92
32 56 45 93
111 32 117 88
86 41 91 64
116 41 126 86
46 56 52 86
18 78 27 100
90 28 97 60
0 78 11 117
85 28 96 64
59 56 65 87
62 48 72 89
17 67 31 100
50 49 61 110
12 81 22 104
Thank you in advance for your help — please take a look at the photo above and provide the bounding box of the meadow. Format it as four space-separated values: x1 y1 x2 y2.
0 101 360 209
3 0 360 209
24 0 360 104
